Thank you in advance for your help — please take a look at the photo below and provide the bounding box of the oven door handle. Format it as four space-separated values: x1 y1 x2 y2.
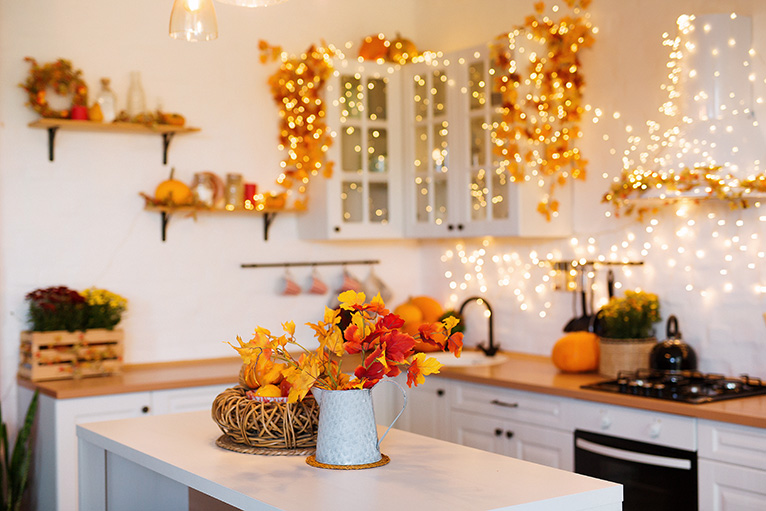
575 438 693 470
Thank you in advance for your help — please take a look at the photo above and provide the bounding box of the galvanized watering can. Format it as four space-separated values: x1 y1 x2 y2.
311 380 407 466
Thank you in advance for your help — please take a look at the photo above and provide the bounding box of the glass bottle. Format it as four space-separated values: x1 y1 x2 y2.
126 71 146 119
224 173 244 211
96 78 117 123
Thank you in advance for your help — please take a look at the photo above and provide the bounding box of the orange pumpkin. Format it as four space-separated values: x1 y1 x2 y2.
359 34 389 61
387 33 418 65
409 295 444 323
551 331 600 373
155 167 192 205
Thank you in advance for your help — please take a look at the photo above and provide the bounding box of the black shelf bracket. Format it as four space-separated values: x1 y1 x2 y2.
263 212 277 241
161 132 175 165
153 209 277 242
46 126 59 161
160 212 170 242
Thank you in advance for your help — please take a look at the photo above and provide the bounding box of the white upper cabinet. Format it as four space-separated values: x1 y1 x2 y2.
298 60 404 240
402 45 573 239
302 44 576 240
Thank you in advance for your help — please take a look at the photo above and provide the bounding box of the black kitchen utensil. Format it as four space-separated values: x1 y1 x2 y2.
649 315 698 371
592 269 614 336
564 269 593 332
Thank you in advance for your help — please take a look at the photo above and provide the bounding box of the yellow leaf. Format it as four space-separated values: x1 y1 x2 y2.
339 290 365 309
282 320 296 336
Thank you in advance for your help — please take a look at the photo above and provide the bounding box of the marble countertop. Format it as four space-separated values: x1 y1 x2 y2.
77 410 622 511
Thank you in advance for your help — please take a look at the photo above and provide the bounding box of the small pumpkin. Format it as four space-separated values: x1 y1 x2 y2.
359 34 389 61
551 331 600 373
154 167 192 205
387 33 419 65
408 295 444 323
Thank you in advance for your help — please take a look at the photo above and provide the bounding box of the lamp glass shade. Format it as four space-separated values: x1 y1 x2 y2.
216 0 287 7
169 0 218 42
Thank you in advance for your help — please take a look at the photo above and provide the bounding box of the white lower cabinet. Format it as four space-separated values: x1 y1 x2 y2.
451 409 573 470
698 420 766 511
392 376 453 441
19 382 232 511
448 381 573 470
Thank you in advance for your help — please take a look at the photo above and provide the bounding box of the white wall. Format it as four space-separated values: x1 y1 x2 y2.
3 0 766 428
0 0 425 424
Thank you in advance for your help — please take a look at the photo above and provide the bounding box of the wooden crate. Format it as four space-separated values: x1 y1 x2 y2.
19 329 124 381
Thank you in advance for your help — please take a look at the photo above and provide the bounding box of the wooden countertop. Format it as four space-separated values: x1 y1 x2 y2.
16 357 242 399
18 352 766 429
436 352 766 429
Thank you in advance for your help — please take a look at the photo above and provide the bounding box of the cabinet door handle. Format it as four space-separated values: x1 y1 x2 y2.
141 406 150 414
490 399 519 408
494 428 503 436
506 431 514 439
447 224 454 231
436 389 445 397
457 224 464 231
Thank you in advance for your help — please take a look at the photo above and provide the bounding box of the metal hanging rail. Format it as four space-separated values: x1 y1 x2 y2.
241 259 380 269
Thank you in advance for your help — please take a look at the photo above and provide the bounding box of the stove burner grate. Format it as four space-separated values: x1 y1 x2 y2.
582 369 766 403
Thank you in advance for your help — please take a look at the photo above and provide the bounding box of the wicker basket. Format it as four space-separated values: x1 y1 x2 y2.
211 386 319 450
598 337 656 378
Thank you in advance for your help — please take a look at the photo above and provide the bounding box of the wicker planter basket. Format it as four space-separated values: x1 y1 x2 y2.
211 386 319 452
598 337 656 378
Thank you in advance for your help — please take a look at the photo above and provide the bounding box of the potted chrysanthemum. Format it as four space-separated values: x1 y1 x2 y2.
20 286 127 381
596 290 660 377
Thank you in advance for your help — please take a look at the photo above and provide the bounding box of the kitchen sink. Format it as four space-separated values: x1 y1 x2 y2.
427 350 508 367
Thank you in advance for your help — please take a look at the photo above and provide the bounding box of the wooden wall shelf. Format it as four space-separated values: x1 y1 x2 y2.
144 205 299 242
29 119 200 164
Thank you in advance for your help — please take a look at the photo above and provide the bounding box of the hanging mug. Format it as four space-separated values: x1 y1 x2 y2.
308 267 328 295
281 268 301 296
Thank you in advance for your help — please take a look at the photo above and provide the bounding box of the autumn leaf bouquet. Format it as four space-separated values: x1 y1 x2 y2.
229 291 464 403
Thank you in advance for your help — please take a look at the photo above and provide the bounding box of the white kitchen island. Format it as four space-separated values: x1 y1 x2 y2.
76 410 621 511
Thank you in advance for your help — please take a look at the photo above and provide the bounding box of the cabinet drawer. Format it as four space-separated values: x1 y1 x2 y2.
699 420 766 470
567 399 696 450
451 382 567 430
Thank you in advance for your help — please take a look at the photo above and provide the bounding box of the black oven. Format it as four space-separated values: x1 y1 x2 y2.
574 430 697 511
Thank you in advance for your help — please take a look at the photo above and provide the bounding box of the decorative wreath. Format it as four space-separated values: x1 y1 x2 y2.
21 57 88 119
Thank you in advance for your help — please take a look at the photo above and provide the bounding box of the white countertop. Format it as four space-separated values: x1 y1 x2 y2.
77 410 621 511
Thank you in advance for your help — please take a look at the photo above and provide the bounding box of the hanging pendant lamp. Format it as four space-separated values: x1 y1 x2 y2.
216 0 288 7
169 0 218 41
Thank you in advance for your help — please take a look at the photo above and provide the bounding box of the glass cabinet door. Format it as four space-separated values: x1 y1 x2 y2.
404 61 455 237
299 60 402 240
465 51 515 226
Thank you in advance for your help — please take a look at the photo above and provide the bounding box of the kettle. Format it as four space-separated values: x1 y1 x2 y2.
649 315 697 371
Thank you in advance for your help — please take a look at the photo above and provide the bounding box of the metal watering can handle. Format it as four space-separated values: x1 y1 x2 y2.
376 379 408 449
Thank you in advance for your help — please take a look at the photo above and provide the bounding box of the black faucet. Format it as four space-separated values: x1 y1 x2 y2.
458 296 500 357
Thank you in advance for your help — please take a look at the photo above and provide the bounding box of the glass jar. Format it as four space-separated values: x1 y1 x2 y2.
191 173 216 207
224 173 244 211
96 78 117 123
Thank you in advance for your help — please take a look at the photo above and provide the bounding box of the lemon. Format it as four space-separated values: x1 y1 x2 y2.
254 384 282 398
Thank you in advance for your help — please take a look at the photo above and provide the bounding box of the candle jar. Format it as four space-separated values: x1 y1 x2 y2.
191 173 216 207
243 183 257 210
225 173 244 211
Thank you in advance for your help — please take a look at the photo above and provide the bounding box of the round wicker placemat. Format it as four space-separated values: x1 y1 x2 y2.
305 454 390 470
216 435 315 457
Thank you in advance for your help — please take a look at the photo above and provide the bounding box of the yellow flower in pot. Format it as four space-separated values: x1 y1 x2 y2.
596 290 661 378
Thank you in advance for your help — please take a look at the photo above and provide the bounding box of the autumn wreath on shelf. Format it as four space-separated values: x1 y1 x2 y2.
20 57 88 119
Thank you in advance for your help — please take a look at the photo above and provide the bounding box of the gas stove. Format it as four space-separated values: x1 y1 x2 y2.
582 369 766 404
